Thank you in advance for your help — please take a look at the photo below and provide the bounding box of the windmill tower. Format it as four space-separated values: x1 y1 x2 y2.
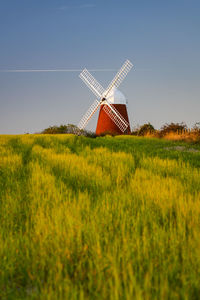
78 60 133 135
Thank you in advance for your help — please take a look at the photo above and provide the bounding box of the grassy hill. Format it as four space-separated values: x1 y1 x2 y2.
0 134 200 299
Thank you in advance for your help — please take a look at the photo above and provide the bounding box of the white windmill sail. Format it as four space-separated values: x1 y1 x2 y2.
78 99 100 130
104 60 133 98
78 60 133 131
79 69 105 99
102 103 129 132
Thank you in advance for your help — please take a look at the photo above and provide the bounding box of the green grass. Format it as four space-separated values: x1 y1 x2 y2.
0 134 200 299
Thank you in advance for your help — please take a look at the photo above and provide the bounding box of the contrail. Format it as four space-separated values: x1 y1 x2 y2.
0 69 116 73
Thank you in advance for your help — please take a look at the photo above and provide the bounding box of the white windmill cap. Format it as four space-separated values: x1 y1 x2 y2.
104 87 126 105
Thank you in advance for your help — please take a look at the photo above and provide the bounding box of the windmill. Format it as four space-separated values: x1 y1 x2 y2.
78 59 133 135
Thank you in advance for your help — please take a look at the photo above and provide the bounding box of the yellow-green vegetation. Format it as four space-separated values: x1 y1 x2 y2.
0 134 200 299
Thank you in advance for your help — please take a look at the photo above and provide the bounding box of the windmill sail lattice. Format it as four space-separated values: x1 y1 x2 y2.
104 60 133 98
78 99 100 130
78 60 133 134
79 69 105 98
102 103 129 132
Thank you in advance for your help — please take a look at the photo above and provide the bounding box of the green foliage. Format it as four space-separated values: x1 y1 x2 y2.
137 122 155 136
0 135 200 299
42 124 78 134
41 124 98 138
160 122 187 136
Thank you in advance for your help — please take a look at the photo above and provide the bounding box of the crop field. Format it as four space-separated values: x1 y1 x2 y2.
0 134 200 299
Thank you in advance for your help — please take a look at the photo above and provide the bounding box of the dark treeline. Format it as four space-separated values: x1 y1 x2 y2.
40 122 200 142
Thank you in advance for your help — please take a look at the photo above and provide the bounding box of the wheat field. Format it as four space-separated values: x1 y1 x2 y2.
0 134 200 299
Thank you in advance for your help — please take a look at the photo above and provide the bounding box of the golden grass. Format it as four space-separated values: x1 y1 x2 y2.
0 134 200 299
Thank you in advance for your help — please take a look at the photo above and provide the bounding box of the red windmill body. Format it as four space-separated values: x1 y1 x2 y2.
96 87 131 135
78 60 133 135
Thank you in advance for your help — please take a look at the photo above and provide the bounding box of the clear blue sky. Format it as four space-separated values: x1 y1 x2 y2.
0 0 200 133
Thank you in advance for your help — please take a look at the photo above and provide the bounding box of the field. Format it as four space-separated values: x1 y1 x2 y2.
0 134 200 299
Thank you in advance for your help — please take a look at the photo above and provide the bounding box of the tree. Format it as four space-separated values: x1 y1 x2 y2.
160 122 187 136
42 124 79 134
137 123 155 136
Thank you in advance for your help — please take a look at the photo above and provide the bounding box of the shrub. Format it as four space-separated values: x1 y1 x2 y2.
193 122 200 134
131 123 155 136
159 122 187 137
82 130 97 138
42 124 79 134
